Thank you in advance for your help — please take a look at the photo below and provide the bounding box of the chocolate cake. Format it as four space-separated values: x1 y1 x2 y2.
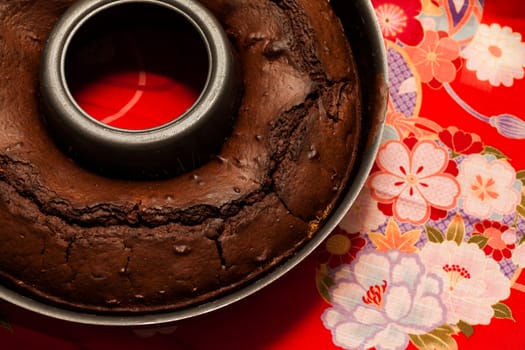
0 0 361 313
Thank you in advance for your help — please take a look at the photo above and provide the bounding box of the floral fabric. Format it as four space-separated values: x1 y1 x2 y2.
1 1 524 350
320 1 525 349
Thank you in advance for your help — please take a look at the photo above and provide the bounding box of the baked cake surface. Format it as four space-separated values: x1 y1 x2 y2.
0 0 361 313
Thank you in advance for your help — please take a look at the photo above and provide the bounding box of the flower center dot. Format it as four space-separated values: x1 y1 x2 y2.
326 234 352 255
362 280 388 309
471 175 499 201
427 52 438 62
375 4 407 37
406 174 418 185
488 45 503 58
443 264 471 291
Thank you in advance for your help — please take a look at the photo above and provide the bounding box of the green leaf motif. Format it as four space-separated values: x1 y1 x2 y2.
457 320 474 339
517 170 525 186
517 195 525 219
410 325 458 350
467 235 489 249
316 264 335 304
482 146 510 160
426 225 445 243
446 214 466 246
492 302 516 321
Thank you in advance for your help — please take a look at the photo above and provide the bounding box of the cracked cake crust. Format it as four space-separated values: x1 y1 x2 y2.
0 0 361 313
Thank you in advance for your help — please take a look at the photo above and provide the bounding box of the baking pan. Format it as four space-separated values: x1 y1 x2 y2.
0 0 387 326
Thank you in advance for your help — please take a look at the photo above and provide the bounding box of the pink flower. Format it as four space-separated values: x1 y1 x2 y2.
472 220 516 262
372 0 424 45
369 137 460 225
405 31 460 85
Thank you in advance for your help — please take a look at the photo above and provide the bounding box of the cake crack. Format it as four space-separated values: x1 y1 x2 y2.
0 153 272 228
212 238 227 270
64 236 76 263
0 161 268 230
269 0 325 81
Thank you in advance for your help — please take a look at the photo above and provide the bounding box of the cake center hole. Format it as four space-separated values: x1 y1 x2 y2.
65 3 209 131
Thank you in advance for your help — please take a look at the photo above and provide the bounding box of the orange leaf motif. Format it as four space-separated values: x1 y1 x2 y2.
368 218 422 253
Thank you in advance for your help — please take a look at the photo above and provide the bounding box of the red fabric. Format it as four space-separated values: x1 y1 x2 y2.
441 2 525 349
73 71 198 130
68 25 205 130
1 1 525 349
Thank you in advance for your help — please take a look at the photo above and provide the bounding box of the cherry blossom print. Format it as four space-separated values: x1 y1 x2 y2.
322 250 445 350
461 23 525 87
339 187 387 234
438 126 483 156
369 138 460 225
372 0 424 45
318 227 367 269
419 241 511 325
405 30 460 85
472 220 516 261
457 155 521 218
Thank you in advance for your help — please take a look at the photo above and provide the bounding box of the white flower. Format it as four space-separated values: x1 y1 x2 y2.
512 243 525 267
461 23 525 87
369 140 460 225
419 241 510 325
339 187 387 233
457 155 520 218
322 250 446 350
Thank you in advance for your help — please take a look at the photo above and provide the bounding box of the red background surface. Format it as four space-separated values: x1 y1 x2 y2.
0 1 524 349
